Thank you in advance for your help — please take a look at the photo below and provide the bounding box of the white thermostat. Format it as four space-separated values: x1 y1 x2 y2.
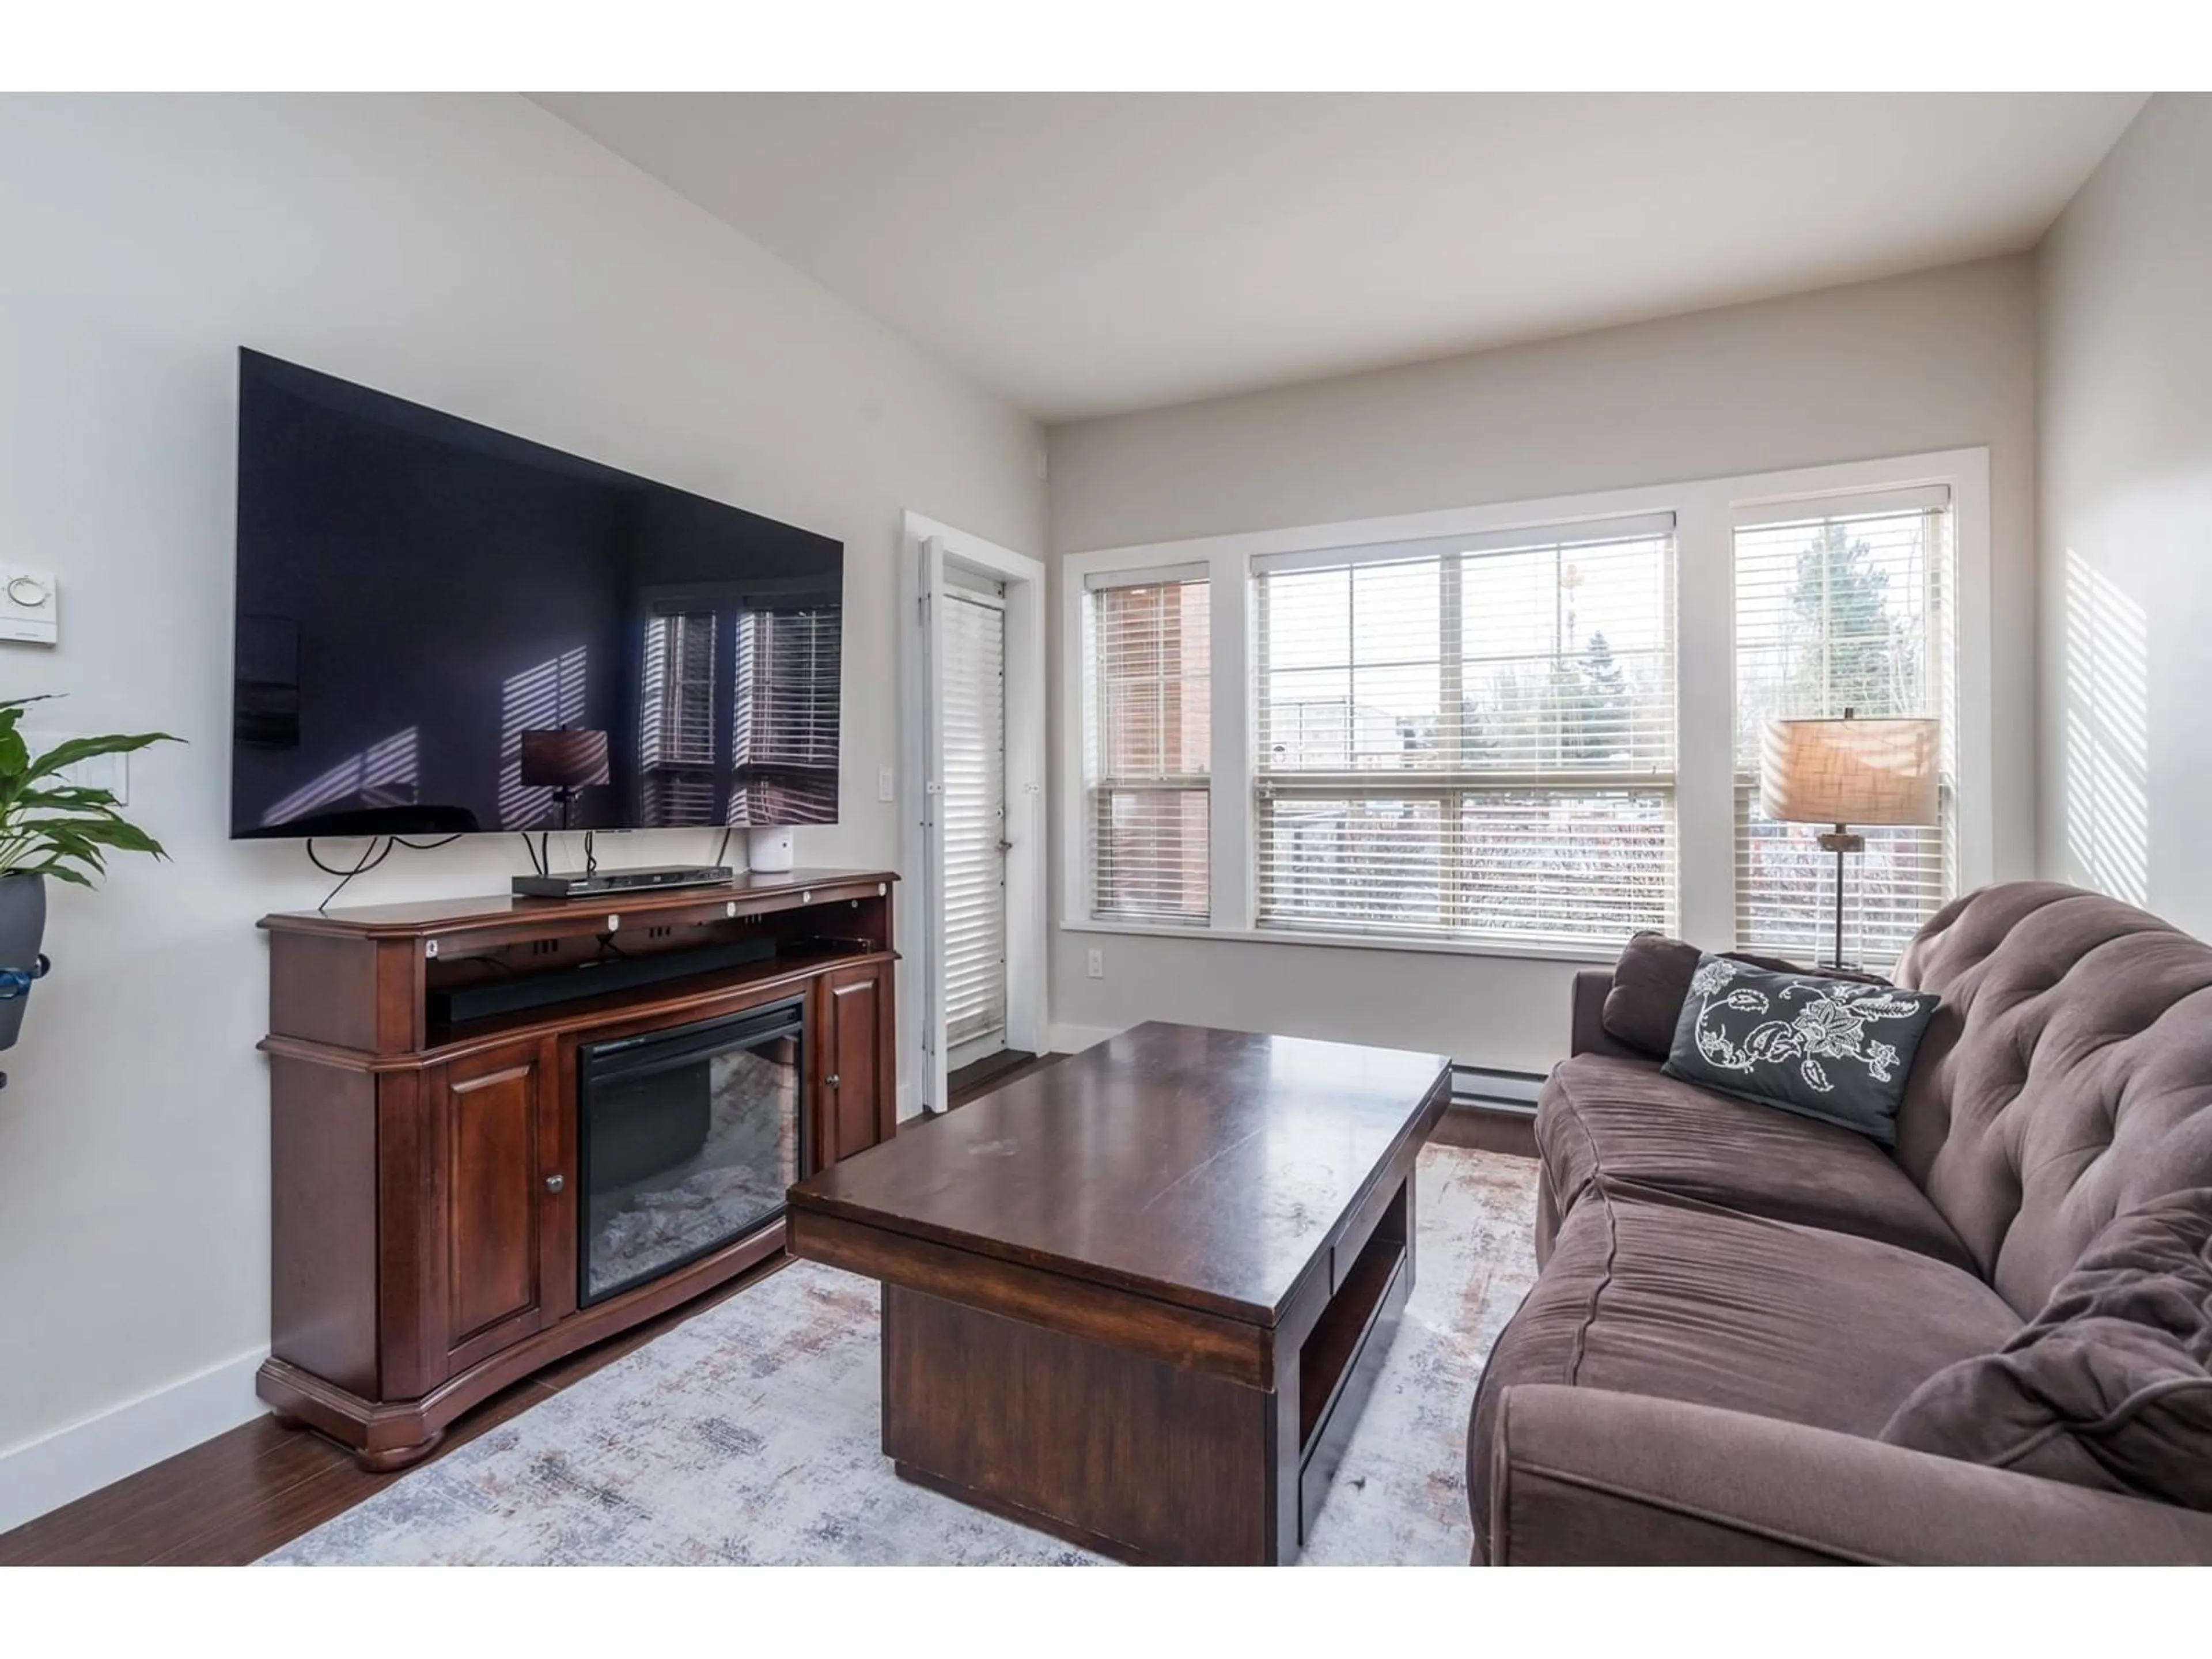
0 568 58 645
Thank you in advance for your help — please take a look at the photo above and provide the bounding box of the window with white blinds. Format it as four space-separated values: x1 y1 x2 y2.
1252 517 1677 948
1082 571 1211 924
1733 493 1956 964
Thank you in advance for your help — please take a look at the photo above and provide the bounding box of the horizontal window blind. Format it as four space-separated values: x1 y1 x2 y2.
1733 500 1955 964
1084 574 1211 924
1253 521 1676 947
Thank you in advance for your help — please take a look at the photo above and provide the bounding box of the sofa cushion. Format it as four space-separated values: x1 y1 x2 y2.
1895 883 2212 1316
1662 956 1941 1146
1880 1190 2212 1510
1468 1180 2020 1560
1600 931 1881 1060
1602 932 1710 1058
1539 1055 1974 1269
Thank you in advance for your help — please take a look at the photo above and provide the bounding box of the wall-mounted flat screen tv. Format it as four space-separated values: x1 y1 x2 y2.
230 350 843 840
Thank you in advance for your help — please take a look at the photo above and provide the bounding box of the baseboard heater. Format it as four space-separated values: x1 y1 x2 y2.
429 938 777 1027
1451 1065 1544 1112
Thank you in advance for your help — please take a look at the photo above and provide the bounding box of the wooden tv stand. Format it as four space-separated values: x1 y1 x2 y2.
255 869 898 1471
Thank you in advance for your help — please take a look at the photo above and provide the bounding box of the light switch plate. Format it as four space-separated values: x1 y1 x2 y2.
0 567 58 645
877 766 895 802
65 749 128 805
24 730 128 804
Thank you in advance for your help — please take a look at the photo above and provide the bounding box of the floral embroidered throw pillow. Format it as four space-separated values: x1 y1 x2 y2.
1661 955 1941 1144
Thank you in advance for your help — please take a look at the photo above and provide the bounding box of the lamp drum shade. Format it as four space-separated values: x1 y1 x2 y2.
519 728 611 791
1760 717 1938 828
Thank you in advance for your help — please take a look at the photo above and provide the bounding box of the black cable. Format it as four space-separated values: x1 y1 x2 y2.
518 831 545 877
308 836 394 913
307 832 464 912
713 825 732 870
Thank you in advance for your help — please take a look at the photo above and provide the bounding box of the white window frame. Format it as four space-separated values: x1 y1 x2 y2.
1057 448 1993 964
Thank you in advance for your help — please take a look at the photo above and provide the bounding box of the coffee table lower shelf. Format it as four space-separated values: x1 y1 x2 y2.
819 1172 1416 1566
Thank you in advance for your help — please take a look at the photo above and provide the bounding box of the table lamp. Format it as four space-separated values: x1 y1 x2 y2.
1760 710 1938 970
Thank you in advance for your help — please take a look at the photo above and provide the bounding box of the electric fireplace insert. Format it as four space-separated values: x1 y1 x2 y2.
577 997 806 1306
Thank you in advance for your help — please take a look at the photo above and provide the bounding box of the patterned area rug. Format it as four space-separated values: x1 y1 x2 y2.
265 1144 1538 1566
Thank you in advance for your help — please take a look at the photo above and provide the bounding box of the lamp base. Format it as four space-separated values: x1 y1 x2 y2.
1817 824 1866 976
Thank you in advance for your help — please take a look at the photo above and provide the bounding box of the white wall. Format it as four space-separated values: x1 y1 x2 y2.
2036 94 2212 937
0 93 1043 1525
1046 257 2039 1071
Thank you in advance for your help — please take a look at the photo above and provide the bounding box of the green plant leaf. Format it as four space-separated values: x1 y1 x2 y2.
0 719 182 878
32 832 106 870
14 785 120 812
18 730 182 786
26 816 166 858
24 862 96 888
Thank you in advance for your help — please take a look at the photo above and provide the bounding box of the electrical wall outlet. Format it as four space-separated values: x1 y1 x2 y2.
1086 948 1103 979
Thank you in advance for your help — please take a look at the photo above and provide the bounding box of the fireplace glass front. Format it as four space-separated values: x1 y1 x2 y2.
577 997 805 1306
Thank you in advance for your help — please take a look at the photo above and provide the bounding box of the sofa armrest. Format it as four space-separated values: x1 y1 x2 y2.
1488 1384 2212 1566
1568 968 1641 1061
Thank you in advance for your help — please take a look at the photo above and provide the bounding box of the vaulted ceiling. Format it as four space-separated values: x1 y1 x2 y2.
533 92 2146 422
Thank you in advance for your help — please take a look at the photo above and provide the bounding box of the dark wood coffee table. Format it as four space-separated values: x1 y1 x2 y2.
785 1021 1450 1565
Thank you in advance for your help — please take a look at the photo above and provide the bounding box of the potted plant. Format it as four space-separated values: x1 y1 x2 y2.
0 696 180 1049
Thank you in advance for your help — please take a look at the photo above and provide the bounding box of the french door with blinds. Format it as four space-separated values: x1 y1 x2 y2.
939 577 1010 1063
1248 517 1678 949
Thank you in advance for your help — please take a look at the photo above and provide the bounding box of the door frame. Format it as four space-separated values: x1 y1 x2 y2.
900 512 1047 1116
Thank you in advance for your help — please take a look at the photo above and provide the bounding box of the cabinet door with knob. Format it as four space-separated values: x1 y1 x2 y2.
819 961 895 1167
416 1033 565 1378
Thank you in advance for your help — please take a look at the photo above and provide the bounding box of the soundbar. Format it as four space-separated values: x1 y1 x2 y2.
511 863 735 900
430 937 777 1026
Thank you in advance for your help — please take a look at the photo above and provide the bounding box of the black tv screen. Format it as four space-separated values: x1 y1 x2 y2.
230 350 843 840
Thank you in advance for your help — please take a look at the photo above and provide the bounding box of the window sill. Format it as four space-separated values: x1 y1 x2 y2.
1059 918 1619 966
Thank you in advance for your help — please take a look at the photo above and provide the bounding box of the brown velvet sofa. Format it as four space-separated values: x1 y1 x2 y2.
1468 881 2212 1565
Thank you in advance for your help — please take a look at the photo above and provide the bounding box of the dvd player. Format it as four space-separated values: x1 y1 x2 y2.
511 863 735 900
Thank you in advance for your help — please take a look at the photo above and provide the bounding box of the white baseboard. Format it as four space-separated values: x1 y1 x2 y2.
1045 1022 1122 1055
0 1347 268 1535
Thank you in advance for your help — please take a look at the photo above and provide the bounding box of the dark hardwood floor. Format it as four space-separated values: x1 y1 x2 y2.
944 1047 1060 1102
0 1052 1073 1569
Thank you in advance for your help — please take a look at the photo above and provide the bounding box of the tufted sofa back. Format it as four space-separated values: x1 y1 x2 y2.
1894 882 2212 1317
